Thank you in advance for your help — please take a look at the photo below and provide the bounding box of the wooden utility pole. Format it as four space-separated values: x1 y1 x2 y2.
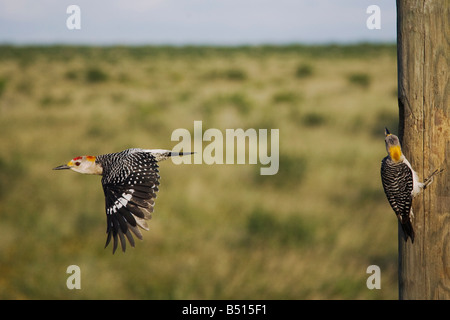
396 0 450 299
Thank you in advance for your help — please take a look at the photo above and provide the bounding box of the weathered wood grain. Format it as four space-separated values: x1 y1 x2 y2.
397 0 450 299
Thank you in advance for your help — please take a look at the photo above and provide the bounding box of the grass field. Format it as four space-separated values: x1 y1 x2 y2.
0 44 399 299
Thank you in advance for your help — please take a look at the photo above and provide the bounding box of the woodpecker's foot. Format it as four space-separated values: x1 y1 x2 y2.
423 168 444 189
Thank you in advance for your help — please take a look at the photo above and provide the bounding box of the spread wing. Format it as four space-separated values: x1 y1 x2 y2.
101 152 160 253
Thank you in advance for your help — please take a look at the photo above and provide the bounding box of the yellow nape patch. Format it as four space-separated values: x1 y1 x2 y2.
389 146 402 162
86 156 96 162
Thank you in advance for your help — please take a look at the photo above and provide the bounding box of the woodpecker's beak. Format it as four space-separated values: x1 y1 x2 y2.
385 127 391 136
53 164 71 170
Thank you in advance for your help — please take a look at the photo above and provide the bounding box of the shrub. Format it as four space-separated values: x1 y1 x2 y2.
224 68 247 81
85 67 109 83
272 91 301 104
203 68 247 81
302 112 326 127
295 64 313 78
347 72 371 88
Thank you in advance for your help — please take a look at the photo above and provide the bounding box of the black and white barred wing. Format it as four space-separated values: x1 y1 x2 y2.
101 151 160 253
381 156 415 242
381 157 413 221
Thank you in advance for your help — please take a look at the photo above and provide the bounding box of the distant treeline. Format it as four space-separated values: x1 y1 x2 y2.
0 43 396 61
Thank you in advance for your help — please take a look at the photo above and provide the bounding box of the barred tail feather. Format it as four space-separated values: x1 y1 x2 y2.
400 220 415 243
170 151 195 157
143 149 195 161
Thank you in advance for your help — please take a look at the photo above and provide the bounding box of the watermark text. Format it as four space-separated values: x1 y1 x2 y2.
171 121 279 175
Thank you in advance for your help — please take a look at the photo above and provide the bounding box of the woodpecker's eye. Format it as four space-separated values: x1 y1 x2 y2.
75 161 81 166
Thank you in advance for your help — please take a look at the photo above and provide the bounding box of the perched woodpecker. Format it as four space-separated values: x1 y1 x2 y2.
54 148 191 253
380 128 442 243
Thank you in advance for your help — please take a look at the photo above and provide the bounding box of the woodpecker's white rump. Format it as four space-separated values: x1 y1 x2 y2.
54 148 192 253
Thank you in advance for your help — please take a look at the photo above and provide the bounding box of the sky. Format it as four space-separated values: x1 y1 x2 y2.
0 0 396 45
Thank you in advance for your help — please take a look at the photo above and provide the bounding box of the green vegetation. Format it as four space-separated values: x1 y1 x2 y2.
0 78 7 97
0 44 398 299
347 72 371 89
244 208 315 247
85 67 109 83
295 63 314 78
203 68 248 81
